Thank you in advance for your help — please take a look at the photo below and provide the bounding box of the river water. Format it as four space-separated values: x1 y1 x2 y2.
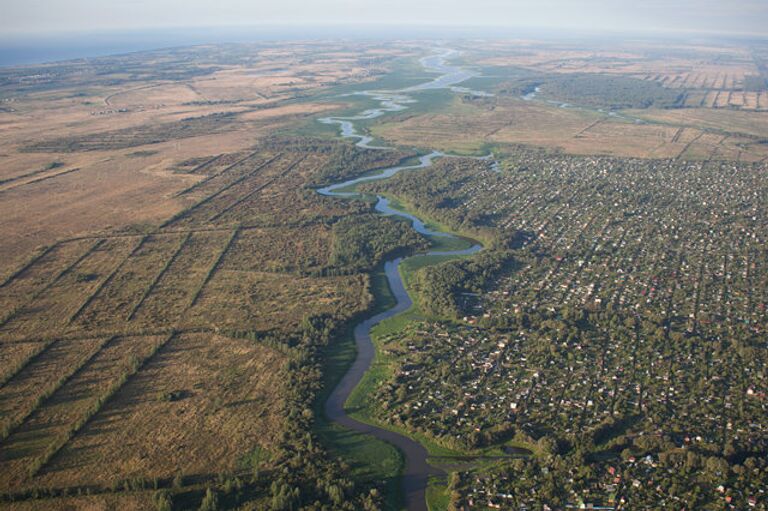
318 50 487 510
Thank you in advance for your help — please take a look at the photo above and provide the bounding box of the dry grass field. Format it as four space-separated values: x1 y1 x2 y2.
0 41 413 274
384 39 768 158
219 225 333 273
32 332 288 490
0 129 391 504
1 493 154 511
372 95 768 161
627 106 768 138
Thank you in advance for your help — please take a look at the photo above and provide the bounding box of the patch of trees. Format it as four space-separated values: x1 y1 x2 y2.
257 135 342 154
538 73 684 109
330 214 428 271
412 250 514 317
496 78 544 96
215 313 385 509
257 313 384 510
743 74 768 92
256 135 414 188
363 158 501 240
311 145 414 188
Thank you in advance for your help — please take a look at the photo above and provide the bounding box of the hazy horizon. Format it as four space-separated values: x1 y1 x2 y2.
2 23 767 68
4 0 767 38
1 0 766 67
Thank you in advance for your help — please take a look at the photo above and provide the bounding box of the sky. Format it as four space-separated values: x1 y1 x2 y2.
2 0 767 37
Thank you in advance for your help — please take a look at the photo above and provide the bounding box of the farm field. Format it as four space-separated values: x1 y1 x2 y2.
0 139 400 507
465 38 767 111
0 41 417 273
352 38 768 163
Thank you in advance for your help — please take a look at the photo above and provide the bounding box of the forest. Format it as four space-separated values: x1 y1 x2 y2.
536 74 684 109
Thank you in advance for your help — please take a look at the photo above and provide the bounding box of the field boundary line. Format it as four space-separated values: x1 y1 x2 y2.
0 336 115 444
126 233 192 322
0 239 105 329
27 332 178 478
0 245 57 288
675 130 706 160
208 154 307 222
0 167 82 193
67 236 149 325
188 228 239 308
162 153 283 227
0 339 59 390
174 150 261 197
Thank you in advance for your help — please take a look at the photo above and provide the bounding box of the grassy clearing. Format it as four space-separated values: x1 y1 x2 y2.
369 95 499 156
378 90 768 161
33 332 287 489
426 476 451 511
2 238 141 338
0 337 111 489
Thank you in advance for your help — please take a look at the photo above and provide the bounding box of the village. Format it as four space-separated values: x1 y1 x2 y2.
367 150 768 509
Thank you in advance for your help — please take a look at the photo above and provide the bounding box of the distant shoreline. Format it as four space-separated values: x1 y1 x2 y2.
0 28 258 67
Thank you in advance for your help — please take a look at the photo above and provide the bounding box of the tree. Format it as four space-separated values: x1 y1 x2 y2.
154 490 172 511
199 488 219 511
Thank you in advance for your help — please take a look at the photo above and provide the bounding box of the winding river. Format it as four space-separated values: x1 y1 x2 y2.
317 51 488 510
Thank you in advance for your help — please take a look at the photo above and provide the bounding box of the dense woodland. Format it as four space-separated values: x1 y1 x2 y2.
330 214 428 272
488 73 684 109
410 251 513 317
537 74 685 109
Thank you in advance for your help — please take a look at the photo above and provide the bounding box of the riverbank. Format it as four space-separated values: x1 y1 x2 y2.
314 263 405 510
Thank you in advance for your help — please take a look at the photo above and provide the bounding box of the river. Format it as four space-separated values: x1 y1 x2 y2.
317 50 488 510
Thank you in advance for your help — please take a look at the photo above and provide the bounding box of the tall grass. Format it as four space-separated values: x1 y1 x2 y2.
26 333 176 477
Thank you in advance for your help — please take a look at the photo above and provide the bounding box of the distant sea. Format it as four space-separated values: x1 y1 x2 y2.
0 28 276 67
